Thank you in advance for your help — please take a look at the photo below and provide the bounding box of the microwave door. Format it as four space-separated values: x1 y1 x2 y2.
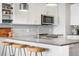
45 18 52 23
41 15 54 25
43 18 53 24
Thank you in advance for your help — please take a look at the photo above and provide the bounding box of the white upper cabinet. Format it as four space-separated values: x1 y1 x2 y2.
13 3 30 24
46 5 58 25
11 3 58 25
71 4 79 25
28 3 46 25
13 3 46 25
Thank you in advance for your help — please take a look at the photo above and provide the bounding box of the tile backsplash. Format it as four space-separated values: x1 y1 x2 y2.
12 25 53 37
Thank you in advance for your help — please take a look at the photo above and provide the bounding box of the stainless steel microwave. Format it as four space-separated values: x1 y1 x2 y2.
41 15 54 25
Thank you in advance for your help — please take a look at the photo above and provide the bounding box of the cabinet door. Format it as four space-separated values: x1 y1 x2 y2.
71 4 79 25
13 3 29 24
13 3 48 25
46 6 58 25
13 3 46 25
28 3 46 25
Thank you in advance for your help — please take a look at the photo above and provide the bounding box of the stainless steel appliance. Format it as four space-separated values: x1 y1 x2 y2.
41 15 54 25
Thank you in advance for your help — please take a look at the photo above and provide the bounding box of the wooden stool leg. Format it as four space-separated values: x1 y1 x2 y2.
40 52 42 56
35 52 37 56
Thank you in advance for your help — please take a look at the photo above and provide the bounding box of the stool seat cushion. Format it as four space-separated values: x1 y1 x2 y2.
0 42 11 46
27 46 46 52
12 43 29 48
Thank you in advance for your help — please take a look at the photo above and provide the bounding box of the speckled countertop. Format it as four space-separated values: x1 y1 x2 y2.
0 37 79 46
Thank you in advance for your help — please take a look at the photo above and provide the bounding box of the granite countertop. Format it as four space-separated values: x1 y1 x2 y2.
1 37 79 46
38 38 79 46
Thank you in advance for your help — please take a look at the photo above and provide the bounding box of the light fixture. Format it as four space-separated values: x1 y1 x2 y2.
46 3 57 6
19 3 29 11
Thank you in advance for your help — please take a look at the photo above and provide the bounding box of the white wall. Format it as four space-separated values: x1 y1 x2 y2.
53 4 66 35
53 4 71 36
65 4 72 35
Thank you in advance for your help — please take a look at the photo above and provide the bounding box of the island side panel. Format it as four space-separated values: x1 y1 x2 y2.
69 43 79 56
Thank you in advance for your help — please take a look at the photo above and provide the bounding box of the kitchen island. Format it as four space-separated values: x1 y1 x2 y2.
0 37 79 56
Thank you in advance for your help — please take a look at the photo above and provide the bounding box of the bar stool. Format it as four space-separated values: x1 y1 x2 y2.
12 43 29 56
0 42 13 56
27 46 46 56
